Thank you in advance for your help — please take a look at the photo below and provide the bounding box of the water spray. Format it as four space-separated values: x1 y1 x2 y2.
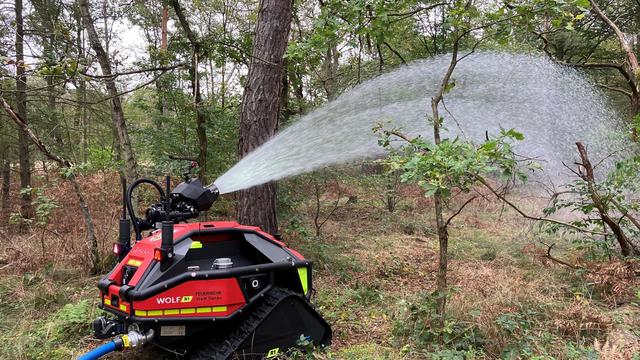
213 52 631 194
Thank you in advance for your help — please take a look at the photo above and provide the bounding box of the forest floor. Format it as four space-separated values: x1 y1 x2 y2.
0 173 639 359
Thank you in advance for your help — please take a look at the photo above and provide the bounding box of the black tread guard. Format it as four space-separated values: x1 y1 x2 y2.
190 287 297 360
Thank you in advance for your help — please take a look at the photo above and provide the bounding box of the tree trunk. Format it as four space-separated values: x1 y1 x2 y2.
69 174 98 271
15 0 33 220
434 189 448 329
431 41 460 336
161 5 168 50
432 96 448 332
74 9 88 162
1 158 9 222
193 59 208 182
590 0 640 140
236 0 292 235
79 0 138 184
575 142 639 256
322 45 340 101
170 0 208 182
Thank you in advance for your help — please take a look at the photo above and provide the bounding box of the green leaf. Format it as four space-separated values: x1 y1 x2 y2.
444 80 456 94
575 0 590 8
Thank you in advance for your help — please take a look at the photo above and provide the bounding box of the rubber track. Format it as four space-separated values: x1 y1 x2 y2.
189 287 296 360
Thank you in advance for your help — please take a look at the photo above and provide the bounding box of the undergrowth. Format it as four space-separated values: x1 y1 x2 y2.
0 172 639 359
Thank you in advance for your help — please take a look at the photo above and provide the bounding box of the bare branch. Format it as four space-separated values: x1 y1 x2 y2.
475 175 606 235
541 242 579 269
383 41 407 65
0 94 70 167
596 83 633 99
445 196 477 227
80 63 187 79
166 153 197 162
388 130 414 143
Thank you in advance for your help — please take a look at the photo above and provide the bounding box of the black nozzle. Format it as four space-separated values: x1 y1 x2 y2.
208 184 220 203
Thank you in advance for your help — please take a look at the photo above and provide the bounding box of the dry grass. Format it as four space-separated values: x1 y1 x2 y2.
586 259 640 305
594 329 640 360
0 172 122 273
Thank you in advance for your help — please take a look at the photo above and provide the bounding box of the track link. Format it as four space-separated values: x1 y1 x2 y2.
189 287 297 360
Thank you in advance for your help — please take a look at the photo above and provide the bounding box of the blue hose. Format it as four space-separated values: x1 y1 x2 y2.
77 341 117 360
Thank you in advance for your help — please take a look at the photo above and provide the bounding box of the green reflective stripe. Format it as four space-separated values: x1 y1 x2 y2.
190 241 203 249
297 267 308 295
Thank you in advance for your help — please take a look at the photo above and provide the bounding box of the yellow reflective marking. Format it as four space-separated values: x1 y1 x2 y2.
119 304 127 312
122 335 131 348
190 241 203 249
126 259 142 267
297 267 309 294
104 298 111 306
266 348 280 358
135 306 228 316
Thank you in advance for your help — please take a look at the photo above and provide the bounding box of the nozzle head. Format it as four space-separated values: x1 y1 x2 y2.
171 179 218 211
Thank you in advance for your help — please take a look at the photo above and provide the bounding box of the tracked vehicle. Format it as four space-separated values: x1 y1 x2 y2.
85 169 331 359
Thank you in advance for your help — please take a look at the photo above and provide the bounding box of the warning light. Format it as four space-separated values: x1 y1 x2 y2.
113 243 121 255
154 248 164 262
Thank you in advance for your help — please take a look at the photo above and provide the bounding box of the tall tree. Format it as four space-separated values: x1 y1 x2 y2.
15 0 33 219
237 0 293 234
171 0 208 182
79 0 139 184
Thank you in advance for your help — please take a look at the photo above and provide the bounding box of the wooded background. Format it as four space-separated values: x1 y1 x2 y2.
0 1 639 358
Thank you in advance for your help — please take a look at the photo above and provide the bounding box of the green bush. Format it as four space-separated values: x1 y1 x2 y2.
392 292 485 352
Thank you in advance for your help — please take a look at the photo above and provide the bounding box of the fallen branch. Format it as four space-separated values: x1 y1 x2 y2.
541 242 579 269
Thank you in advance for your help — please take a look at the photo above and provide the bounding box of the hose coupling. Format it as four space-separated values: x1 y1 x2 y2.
114 329 155 350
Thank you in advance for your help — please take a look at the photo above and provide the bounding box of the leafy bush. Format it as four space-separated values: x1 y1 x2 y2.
9 187 59 227
392 291 485 352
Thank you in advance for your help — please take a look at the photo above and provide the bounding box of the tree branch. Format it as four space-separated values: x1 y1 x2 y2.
79 63 187 79
445 195 477 227
166 153 197 162
590 0 640 78
388 130 414 143
541 242 579 269
0 94 70 167
566 62 638 97
475 175 606 235
383 41 406 65
596 83 633 98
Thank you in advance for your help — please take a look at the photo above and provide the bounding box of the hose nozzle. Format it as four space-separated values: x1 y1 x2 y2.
207 183 220 202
